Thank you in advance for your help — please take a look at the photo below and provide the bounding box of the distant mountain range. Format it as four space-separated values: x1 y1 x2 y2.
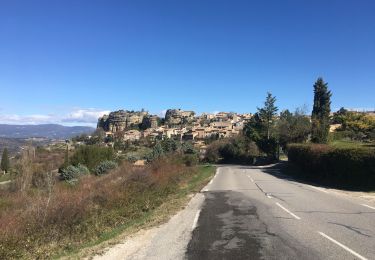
0 124 95 139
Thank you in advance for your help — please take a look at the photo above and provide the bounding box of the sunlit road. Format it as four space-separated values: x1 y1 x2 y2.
186 165 375 260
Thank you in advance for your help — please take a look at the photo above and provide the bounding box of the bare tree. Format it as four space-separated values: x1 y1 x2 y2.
14 146 35 192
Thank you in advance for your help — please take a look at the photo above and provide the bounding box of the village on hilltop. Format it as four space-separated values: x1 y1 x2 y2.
96 109 253 148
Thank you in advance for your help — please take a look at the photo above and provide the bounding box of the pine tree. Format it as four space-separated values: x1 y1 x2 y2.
1 148 10 173
258 92 278 140
244 92 279 159
311 77 332 143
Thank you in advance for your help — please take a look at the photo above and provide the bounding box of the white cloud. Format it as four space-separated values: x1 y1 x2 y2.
0 108 110 126
62 109 110 123
0 114 54 124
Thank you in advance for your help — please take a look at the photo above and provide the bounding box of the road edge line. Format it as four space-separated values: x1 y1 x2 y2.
192 209 201 230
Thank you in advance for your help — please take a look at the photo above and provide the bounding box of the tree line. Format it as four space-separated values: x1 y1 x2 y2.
207 77 333 163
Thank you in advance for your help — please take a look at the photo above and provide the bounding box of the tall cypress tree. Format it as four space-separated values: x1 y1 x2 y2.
311 77 332 143
1 148 10 173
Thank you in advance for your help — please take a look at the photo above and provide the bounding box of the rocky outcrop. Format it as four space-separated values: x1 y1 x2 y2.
141 115 159 129
165 109 195 126
97 110 148 132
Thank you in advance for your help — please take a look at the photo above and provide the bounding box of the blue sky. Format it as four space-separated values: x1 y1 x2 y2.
1 0 374 126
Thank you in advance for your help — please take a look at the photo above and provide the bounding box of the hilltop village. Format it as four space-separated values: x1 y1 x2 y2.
97 109 252 146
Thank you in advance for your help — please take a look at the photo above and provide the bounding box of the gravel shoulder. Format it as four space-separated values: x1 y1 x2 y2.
92 193 206 260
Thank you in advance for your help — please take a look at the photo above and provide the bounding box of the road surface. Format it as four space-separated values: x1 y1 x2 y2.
95 165 375 260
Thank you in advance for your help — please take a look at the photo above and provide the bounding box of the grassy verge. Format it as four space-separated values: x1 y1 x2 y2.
58 164 215 259
0 173 12 183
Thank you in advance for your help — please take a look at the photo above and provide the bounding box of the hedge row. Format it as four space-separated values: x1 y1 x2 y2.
287 143 375 190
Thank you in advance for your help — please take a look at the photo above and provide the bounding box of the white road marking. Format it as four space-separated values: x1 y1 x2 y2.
361 204 375 210
275 202 301 220
318 232 368 260
247 176 254 182
266 194 273 199
309 186 329 194
201 168 219 192
192 209 201 230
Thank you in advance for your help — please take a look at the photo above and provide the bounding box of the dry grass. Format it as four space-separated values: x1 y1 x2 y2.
0 155 212 259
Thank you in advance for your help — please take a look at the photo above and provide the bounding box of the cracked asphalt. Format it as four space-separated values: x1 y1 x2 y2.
186 166 375 260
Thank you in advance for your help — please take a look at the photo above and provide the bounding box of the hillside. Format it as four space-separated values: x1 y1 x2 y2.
0 124 94 139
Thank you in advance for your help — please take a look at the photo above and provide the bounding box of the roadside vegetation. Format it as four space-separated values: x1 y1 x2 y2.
284 79 375 190
0 139 214 259
204 77 374 192
287 143 375 190
205 90 311 165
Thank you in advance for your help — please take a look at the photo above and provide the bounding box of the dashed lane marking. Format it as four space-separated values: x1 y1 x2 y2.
318 232 368 260
361 204 375 210
247 176 254 182
275 202 301 220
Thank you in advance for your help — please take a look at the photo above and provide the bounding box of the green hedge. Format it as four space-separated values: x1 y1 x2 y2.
287 143 375 190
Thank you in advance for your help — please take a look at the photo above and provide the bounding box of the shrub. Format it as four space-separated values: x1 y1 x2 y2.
32 171 54 189
60 164 89 181
69 146 114 170
161 138 179 153
94 160 118 176
205 136 259 164
205 143 220 163
183 154 199 167
125 154 138 163
287 143 375 189
256 137 278 159
76 164 90 175
146 142 164 162
181 141 197 154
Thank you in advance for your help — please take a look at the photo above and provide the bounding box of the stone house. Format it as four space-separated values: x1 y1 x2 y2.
211 121 233 130
124 130 141 141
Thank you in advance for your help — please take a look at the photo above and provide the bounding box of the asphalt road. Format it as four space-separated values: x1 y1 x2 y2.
186 165 375 260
